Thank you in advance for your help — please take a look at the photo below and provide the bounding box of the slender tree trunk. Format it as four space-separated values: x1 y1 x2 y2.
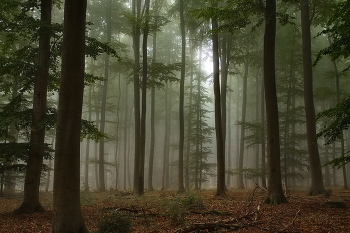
123 80 129 190
212 9 225 196
14 0 52 214
301 0 325 195
238 45 249 189
178 0 186 193
327 33 348 189
52 0 88 231
260 78 267 189
263 0 286 204
148 15 157 192
132 0 141 192
138 0 151 195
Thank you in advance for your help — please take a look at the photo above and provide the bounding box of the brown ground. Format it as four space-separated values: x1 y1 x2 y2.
0 187 349 232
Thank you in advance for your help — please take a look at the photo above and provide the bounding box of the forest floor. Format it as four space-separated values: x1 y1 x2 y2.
0 187 350 233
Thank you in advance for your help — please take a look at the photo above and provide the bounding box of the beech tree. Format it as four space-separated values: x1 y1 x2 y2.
52 0 88 231
14 0 52 215
300 0 325 195
263 0 287 204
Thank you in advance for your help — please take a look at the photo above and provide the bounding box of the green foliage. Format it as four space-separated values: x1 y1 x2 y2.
98 212 132 233
81 120 108 142
316 1 350 70
316 96 350 145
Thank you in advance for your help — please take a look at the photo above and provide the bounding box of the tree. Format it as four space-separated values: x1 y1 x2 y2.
177 0 186 193
52 0 88 231
263 0 287 205
14 0 52 215
301 0 325 195
132 0 142 192
212 2 225 196
98 0 112 192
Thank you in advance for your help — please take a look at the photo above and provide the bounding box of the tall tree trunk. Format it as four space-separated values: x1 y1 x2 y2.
263 0 286 204
14 0 52 215
123 80 129 190
238 45 249 189
260 77 267 189
227 77 232 187
327 33 348 189
98 0 112 192
162 82 171 190
212 8 225 196
300 0 325 195
52 0 88 231
138 0 151 195
133 0 141 192
84 85 93 191
178 0 186 193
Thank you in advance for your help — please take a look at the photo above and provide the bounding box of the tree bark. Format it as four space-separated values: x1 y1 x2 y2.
212 9 225 196
263 0 286 204
178 0 186 193
52 0 88 231
14 0 51 215
132 0 141 192
300 0 325 195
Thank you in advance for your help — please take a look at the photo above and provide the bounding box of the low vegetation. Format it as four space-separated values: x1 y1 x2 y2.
0 188 349 232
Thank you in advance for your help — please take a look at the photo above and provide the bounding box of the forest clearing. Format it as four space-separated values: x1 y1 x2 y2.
1 188 349 233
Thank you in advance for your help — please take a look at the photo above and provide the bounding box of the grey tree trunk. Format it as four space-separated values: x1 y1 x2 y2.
132 0 141 192
263 0 286 204
178 0 186 193
301 0 325 195
14 0 51 215
212 8 225 196
52 0 88 231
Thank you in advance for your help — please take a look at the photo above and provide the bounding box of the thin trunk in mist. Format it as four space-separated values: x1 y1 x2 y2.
123 80 129 190
99 0 112 192
282 69 293 188
227 77 232 187
178 0 185 193
185 43 195 190
301 0 325 195
45 138 54 192
148 17 157 192
238 45 249 189
260 78 266 188
14 0 51 214
221 34 230 168
132 0 141 192
255 69 260 185
212 10 225 196
138 0 151 195
327 33 347 189
115 74 122 190
162 82 171 190
263 0 286 204
84 85 93 191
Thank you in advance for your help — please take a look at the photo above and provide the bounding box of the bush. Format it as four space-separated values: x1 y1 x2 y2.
98 212 132 233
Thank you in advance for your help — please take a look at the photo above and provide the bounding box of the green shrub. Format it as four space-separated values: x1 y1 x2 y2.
98 212 132 233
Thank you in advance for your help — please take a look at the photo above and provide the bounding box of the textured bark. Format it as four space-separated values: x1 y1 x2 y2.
14 0 51 215
300 0 325 195
212 11 225 196
238 46 249 189
178 0 185 193
52 0 88 232
263 0 286 204
132 0 141 192
138 0 151 195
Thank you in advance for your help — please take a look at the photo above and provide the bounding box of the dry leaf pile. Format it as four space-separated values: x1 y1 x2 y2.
1 188 349 232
